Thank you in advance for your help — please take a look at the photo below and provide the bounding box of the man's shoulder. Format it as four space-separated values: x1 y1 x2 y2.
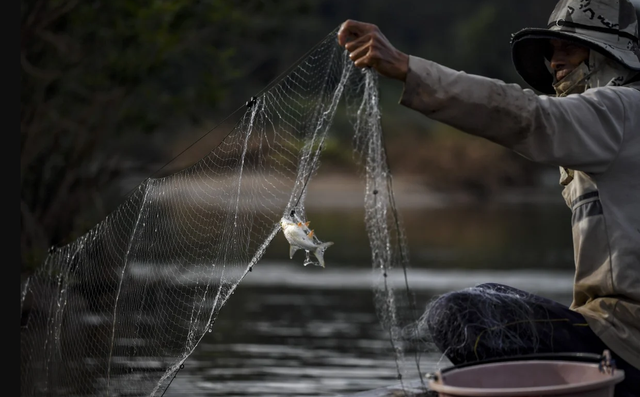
584 82 640 100
624 80 640 92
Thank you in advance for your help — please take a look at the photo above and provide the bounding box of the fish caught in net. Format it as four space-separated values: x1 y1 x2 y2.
20 26 423 396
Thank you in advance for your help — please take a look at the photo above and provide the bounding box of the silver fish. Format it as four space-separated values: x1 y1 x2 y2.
279 217 334 268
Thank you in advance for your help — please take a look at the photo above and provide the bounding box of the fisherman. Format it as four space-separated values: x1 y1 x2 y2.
338 0 640 396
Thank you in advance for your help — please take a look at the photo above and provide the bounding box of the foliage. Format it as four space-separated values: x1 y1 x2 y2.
20 0 313 271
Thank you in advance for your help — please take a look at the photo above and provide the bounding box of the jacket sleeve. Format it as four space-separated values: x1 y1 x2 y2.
399 55 626 174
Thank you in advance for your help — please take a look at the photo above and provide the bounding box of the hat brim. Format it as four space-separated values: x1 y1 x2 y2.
511 27 640 94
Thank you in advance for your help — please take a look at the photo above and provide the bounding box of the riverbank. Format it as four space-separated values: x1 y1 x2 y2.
304 172 564 210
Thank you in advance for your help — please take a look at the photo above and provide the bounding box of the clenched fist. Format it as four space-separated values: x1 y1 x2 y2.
337 19 409 81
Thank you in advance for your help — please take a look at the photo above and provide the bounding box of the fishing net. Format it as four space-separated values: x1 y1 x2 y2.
411 282 582 367
20 26 424 396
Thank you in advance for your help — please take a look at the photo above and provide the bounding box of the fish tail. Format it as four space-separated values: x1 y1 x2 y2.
313 241 334 268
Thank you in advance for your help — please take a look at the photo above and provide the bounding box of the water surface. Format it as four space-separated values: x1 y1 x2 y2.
162 197 575 396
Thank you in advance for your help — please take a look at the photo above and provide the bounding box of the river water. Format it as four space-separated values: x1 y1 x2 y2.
161 185 576 397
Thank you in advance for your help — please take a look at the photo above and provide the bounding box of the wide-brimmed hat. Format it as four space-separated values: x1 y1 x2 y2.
510 0 640 94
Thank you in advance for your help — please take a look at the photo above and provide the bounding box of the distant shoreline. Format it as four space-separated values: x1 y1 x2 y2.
305 173 565 209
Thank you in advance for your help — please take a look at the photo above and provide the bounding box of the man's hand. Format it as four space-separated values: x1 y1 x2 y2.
338 19 409 82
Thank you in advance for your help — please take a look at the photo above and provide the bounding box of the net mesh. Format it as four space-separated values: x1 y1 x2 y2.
20 27 422 396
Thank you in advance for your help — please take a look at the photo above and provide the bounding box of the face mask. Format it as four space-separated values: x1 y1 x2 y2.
552 62 591 97
552 51 638 97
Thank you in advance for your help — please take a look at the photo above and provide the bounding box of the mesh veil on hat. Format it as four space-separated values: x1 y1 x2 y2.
510 0 640 94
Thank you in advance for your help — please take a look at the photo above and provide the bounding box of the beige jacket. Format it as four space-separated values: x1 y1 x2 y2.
400 55 640 369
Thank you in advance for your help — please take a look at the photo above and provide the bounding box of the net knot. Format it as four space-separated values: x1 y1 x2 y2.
246 96 258 108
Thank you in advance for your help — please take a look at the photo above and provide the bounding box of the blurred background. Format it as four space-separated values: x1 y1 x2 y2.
20 1 639 395
20 0 567 272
